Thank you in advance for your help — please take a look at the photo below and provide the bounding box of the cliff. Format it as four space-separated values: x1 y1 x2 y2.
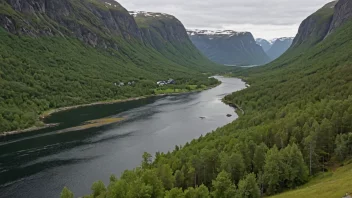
327 0 352 35
187 29 270 66
0 0 143 48
290 1 337 49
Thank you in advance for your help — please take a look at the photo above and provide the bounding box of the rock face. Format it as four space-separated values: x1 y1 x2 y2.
327 0 352 35
130 11 212 70
187 30 270 66
131 11 190 46
290 0 352 49
0 0 141 48
291 1 337 48
266 37 294 60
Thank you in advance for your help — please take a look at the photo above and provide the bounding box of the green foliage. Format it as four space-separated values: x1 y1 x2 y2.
60 187 74 198
91 181 106 198
220 152 245 184
253 143 268 174
211 171 237 198
157 164 175 190
0 28 220 133
165 188 185 198
334 133 352 161
142 152 153 169
183 185 210 198
106 179 128 198
236 173 260 198
263 146 282 194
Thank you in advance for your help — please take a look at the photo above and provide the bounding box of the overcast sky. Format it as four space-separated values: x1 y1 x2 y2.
117 0 333 39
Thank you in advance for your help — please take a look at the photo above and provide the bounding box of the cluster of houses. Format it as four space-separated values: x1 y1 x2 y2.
114 79 175 87
156 79 175 86
114 81 135 87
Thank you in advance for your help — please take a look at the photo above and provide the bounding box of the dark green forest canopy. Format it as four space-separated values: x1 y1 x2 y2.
68 4 352 198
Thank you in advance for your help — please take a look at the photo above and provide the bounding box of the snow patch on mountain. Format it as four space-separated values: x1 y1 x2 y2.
186 29 248 37
129 11 172 18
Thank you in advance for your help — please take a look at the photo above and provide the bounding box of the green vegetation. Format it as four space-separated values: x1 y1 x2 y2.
65 4 352 198
271 162 352 198
154 84 211 95
0 0 224 133
0 28 220 133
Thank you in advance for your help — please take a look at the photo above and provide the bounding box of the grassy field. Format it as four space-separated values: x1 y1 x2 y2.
270 163 352 198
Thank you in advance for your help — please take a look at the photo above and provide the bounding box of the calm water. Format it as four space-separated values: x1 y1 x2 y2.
0 77 245 198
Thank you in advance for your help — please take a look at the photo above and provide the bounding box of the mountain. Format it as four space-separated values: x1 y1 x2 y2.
131 11 215 71
77 0 352 197
327 0 352 35
0 0 221 133
290 1 338 48
255 38 273 51
265 37 294 60
187 29 270 66
256 37 294 60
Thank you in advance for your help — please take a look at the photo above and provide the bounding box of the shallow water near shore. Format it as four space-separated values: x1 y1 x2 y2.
0 76 245 198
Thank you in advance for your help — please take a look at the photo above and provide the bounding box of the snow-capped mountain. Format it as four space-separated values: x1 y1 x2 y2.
256 38 272 52
187 29 248 36
187 29 270 66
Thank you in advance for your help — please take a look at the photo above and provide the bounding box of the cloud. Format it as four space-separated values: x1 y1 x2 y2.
117 0 334 39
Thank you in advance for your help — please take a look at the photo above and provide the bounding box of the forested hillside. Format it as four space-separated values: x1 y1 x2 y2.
66 1 352 197
0 0 222 133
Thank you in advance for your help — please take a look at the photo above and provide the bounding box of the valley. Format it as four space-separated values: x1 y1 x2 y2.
0 0 352 198
0 77 246 198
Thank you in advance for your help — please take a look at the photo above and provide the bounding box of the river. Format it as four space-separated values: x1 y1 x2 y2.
0 76 245 198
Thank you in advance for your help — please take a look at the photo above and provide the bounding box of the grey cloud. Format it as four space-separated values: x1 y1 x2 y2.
117 0 334 38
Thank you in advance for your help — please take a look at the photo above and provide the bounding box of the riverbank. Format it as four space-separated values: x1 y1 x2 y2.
0 82 220 137
222 78 248 116
0 123 59 137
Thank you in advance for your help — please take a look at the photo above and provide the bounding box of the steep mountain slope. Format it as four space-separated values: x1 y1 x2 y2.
0 0 221 133
131 11 218 71
327 0 352 35
290 1 338 49
77 1 352 197
187 29 270 66
266 37 294 60
255 38 273 51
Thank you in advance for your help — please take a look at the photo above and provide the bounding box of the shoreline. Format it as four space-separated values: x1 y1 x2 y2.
0 123 59 137
0 83 220 137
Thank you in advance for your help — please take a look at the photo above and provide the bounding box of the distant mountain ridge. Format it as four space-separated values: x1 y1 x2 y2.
256 37 294 60
267 38 294 60
255 38 273 52
187 29 270 66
